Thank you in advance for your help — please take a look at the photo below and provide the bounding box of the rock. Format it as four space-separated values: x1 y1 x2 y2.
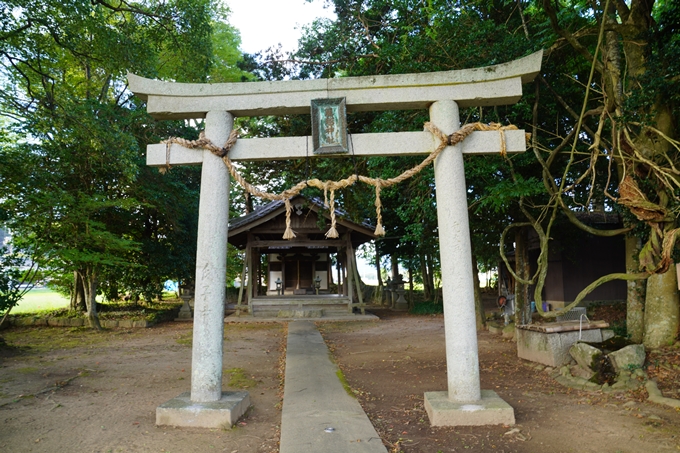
608 344 646 374
601 329 615 341
502 323 515 340
583 381 601 390
570 364 595 380
487 322 503 334
569 342 602 372
611 380 628 390
633 368 647 379
626 379 643 390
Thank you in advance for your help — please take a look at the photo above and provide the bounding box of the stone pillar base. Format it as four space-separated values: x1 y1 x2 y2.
424 390 515 426
156 391 250 428
175 300 193 321
393 302 409 311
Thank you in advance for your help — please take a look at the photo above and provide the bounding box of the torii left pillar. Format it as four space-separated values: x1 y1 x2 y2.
155 111 251 428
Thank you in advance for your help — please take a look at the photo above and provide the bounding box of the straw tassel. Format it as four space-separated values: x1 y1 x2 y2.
282 199 297 240
325 190 339 238
373 184 385 236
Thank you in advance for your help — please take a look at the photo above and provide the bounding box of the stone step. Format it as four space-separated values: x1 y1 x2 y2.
252 305 351 318
253 297 350 306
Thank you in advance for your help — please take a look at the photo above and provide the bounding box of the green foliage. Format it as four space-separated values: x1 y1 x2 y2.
0 241 43 316
0 248 28 313
410 301 444 315
0 0 250 314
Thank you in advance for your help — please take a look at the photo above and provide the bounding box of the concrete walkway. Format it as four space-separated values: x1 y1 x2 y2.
279 321 387 453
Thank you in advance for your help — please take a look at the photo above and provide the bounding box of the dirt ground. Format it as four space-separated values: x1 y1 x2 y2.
0 323 284 453
1 311 679 453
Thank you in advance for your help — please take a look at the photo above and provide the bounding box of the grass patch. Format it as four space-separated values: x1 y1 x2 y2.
175 332 192 346
10 300 181 324
2 326 142 352
410 301 444 315
335 369 356 398
12 288 69 314
96 301 181 322
224 367 258 389
15 367 39 374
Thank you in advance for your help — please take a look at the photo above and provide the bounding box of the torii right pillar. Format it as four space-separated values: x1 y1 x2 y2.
425 99 516 426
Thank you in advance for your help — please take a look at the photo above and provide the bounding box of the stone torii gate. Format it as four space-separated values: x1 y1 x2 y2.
129 50 542 428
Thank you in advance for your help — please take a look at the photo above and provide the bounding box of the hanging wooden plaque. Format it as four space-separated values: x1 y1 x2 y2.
311 97 348 154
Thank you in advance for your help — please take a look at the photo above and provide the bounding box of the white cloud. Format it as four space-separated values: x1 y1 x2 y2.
228 0 335 54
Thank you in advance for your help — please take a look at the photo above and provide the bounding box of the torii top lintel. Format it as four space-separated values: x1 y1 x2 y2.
128 51 542 120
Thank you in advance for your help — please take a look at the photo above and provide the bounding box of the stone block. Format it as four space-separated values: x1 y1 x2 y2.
502 324 515 340
424 390 515 427
68 318 85 327
156 391 250 428
132 320 149 328
516 327 603 367
118 320 134 328
487 322 503 335
101 320 118 328
277 309 322 318
608 344 646 374
569 342 602 371
601 329 615 341
570 364 595 380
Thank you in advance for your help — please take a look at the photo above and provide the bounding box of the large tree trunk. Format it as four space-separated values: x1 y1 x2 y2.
78 267 102 331
426 253 436 302
374 247 384 304
514 227 531 325
70 270 87 312
625 234 646 343
408 260 414 309
472 253 486 330
643 264 679 349
420 254 431 301
391 254 399 281
375 247 383 287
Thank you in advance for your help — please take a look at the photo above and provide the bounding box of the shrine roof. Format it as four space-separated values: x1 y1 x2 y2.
227 195 376 249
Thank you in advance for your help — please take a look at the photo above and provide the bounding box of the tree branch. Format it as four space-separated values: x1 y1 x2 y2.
266 55 378 66
542 0 604 74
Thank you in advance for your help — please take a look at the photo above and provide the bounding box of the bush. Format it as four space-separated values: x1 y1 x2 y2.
410 301 444 315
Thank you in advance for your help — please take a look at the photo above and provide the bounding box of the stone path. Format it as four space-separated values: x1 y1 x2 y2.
279 321 387 453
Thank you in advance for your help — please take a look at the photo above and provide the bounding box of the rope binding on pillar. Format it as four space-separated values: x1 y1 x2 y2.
161 122 528 240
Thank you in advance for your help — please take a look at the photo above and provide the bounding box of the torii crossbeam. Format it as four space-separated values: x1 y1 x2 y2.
129 50 543 428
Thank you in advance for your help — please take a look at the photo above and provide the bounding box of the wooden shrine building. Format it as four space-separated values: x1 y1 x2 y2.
228 195 375 317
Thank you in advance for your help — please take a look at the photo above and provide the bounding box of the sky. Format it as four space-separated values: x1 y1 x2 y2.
227 1 383 283
228 0 336 55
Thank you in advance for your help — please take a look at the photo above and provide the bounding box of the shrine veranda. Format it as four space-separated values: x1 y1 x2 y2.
129 50 543 428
